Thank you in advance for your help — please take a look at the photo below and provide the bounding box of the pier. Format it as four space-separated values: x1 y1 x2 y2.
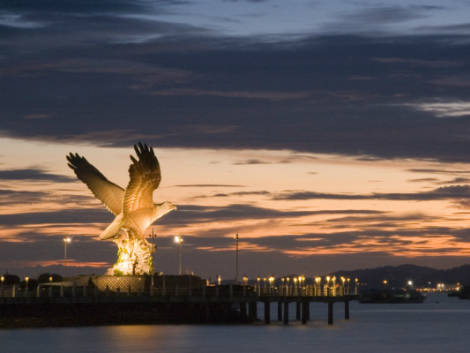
0 275 358 328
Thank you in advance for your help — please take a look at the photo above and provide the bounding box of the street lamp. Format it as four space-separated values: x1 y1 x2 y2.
63 237 72 259
174 235 183 275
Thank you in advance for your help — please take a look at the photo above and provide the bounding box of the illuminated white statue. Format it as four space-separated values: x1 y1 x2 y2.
67 142 177 275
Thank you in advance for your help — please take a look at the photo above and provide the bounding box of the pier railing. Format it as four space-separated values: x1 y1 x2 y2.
0 282 356 299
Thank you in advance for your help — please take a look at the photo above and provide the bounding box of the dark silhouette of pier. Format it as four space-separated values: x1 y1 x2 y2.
0 275 357 327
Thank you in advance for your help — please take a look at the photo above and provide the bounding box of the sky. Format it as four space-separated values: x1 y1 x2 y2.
2 0 470 279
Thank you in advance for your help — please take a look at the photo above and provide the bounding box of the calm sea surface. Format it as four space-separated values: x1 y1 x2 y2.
1 294 469 353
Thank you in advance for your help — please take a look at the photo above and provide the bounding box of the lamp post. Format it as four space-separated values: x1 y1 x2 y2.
1 275 4 297
63 237 71 259
315 276 321 296
24 276 29 296
325 276 331 296
268 276 275 295
174 236 183 275
234 233 239 284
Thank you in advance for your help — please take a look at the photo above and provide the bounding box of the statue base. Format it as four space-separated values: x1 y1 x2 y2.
107 230 155 276
91 275 148 293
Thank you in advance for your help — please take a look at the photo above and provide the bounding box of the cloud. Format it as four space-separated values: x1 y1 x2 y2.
233 159 271 165
159 204 387 226
0 13 44 29
372 57 460 68
408 177 439 183
0 189 49 205
437 177 470 185
409 101 470 117
4 3 470 164
172 184 244 188
407 169 470 175
0 167 75 182
322 6 443 34
0 208 112 226
152 88 311 101
274 185 470 202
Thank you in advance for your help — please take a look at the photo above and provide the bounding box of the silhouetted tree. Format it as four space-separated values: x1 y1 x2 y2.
1 274 20 285
37 273 63 283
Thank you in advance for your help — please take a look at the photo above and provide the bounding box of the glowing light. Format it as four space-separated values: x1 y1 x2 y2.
383 279 388 285
24 276 29 283
268 276 275 284
315 276 321 284
0 276 4 283
49 276 53 282
174 235 183 244
63 237 71 243
407 280 413 286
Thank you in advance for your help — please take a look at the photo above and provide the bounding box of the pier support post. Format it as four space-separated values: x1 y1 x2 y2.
205 304 211 322
278 301 283 321
296 301 301 321
283 301 289 325
328 302 334 325
264 301 271 324
302 301 310 324
345 300 350 320
240 302 247 321
249 301 257 321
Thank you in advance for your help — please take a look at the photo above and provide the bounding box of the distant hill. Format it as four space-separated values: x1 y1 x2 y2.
332 264 470 288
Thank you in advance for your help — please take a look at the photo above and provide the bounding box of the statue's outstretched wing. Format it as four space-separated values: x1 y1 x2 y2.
123 142 161 214
67 153 124 215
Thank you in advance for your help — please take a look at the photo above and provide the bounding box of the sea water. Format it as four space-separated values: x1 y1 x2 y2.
1 293 468 353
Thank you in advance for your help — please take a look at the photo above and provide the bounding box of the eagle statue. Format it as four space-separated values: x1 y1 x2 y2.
66 142 176 275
